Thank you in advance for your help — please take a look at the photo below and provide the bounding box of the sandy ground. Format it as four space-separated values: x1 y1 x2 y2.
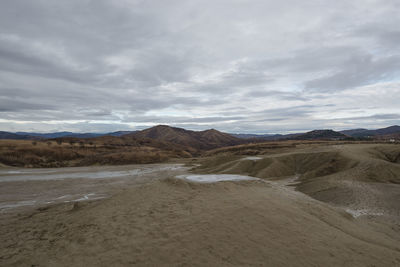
0 164 187 213
0 144 400 266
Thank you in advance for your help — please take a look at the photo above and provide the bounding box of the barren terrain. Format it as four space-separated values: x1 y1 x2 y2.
0 143 399 266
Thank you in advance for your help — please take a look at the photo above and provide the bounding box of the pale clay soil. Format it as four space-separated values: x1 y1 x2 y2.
0 144 400 266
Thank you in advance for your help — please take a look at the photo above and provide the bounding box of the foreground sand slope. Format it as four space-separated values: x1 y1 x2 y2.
1 177 400 266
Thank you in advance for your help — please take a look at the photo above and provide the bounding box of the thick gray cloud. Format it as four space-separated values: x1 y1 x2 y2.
0 0 399 133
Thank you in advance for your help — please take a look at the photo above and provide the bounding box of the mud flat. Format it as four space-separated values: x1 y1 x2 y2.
176 174 259 183
0 163 187 213
241 156 263 161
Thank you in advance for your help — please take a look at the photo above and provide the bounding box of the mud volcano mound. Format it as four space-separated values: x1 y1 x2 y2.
197 144 400 219
196 151 356 180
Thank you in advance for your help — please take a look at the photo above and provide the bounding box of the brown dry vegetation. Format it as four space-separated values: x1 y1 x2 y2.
0 139 191 167
0 137 393 168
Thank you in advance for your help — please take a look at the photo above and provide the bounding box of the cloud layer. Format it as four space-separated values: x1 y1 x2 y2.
0 0 399 133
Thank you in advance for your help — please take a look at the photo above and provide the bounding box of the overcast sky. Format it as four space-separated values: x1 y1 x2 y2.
0 0 399 134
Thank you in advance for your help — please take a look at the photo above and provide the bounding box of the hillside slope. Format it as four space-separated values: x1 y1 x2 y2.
293 129 347 140
129 125 243 150
341 125 400 138
0 131 36 140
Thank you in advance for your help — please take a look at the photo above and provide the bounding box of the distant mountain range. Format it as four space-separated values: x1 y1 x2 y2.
232 125 400 141
0 131 35 140
0 131 137 140
293 130 347 140
230 133 273 139
232 130 348 141
339 125 400 138
1 125 399 145
231 133 295 140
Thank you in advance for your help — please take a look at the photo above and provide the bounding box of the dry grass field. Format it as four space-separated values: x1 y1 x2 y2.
0 139 191 167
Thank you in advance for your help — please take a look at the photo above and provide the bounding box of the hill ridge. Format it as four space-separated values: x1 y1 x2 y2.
128 125 243 150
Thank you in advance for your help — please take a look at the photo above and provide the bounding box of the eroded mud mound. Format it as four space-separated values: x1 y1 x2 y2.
367 146 400 164
196 144 400 220
196 151 356 180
